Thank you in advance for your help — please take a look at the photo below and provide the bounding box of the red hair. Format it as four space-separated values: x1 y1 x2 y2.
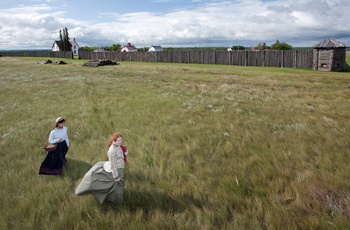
108 132 122 147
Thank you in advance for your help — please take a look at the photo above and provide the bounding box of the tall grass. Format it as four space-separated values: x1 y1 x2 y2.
1 55 350 229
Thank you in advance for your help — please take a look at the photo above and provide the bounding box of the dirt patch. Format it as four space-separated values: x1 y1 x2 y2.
306 178 350 218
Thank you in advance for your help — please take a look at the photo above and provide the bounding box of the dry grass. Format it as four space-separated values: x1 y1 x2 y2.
0 55 350 229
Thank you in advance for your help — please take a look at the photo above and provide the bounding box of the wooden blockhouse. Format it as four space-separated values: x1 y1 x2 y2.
313 38 347 71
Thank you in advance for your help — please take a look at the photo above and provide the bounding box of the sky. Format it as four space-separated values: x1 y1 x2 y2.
0 0 349 50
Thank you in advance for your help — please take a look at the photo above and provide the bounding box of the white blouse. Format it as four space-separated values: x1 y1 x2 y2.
48 126 70 146
103 144 125 180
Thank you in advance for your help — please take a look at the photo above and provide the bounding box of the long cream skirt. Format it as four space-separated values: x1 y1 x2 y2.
75 161 124 203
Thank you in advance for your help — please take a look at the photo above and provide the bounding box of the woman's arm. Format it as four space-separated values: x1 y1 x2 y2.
64 126 70 147
48 130 60 144
121 145 128 162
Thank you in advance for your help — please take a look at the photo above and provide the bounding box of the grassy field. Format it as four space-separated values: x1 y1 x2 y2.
0 54 350 229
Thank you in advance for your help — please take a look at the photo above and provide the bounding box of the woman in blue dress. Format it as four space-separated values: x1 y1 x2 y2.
39 117 70 175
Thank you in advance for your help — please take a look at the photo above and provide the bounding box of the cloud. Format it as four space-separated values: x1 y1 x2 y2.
96 0 350 47
0 4 85 49
0 0 349 49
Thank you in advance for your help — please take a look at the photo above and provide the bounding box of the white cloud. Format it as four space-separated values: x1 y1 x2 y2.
0 0 349 49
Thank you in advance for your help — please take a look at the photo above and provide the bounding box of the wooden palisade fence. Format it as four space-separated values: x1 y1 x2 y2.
78 50 313 68
0 51 73 59
0 50 313 68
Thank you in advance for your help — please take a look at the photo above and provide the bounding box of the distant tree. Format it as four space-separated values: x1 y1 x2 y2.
230 45 245 50
108 44 121 51
64 27 72 51
256 42 270 50
138 47 149 52
271 40 292 50
58 27 72 51
58 30 64 51
79 46 96 52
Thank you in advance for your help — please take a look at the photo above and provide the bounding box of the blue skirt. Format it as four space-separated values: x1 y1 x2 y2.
39 141 68 175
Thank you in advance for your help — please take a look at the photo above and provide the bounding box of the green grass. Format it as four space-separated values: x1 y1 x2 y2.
1 56 350 229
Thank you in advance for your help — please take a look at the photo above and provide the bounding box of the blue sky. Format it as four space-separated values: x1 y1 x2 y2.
0 0 349 50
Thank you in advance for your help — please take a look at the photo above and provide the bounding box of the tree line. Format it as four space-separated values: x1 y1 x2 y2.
254 40 292 50
59 28 292 52
79 41 292 52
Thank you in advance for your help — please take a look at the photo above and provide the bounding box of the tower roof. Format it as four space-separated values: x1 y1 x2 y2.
313 37 347 48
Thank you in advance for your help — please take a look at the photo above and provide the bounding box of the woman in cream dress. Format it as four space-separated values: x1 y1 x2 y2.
75 132 128 203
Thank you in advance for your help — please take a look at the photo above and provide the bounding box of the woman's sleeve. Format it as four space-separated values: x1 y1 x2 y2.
48 130 59 144
65 127 70 146
124 147 128 162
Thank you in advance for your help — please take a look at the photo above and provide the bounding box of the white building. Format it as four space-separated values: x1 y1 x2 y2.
93 47 109 52
71 38 79 56
52 41 60 52
148 45 163 52
121 43 138 52
52 38 80 56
